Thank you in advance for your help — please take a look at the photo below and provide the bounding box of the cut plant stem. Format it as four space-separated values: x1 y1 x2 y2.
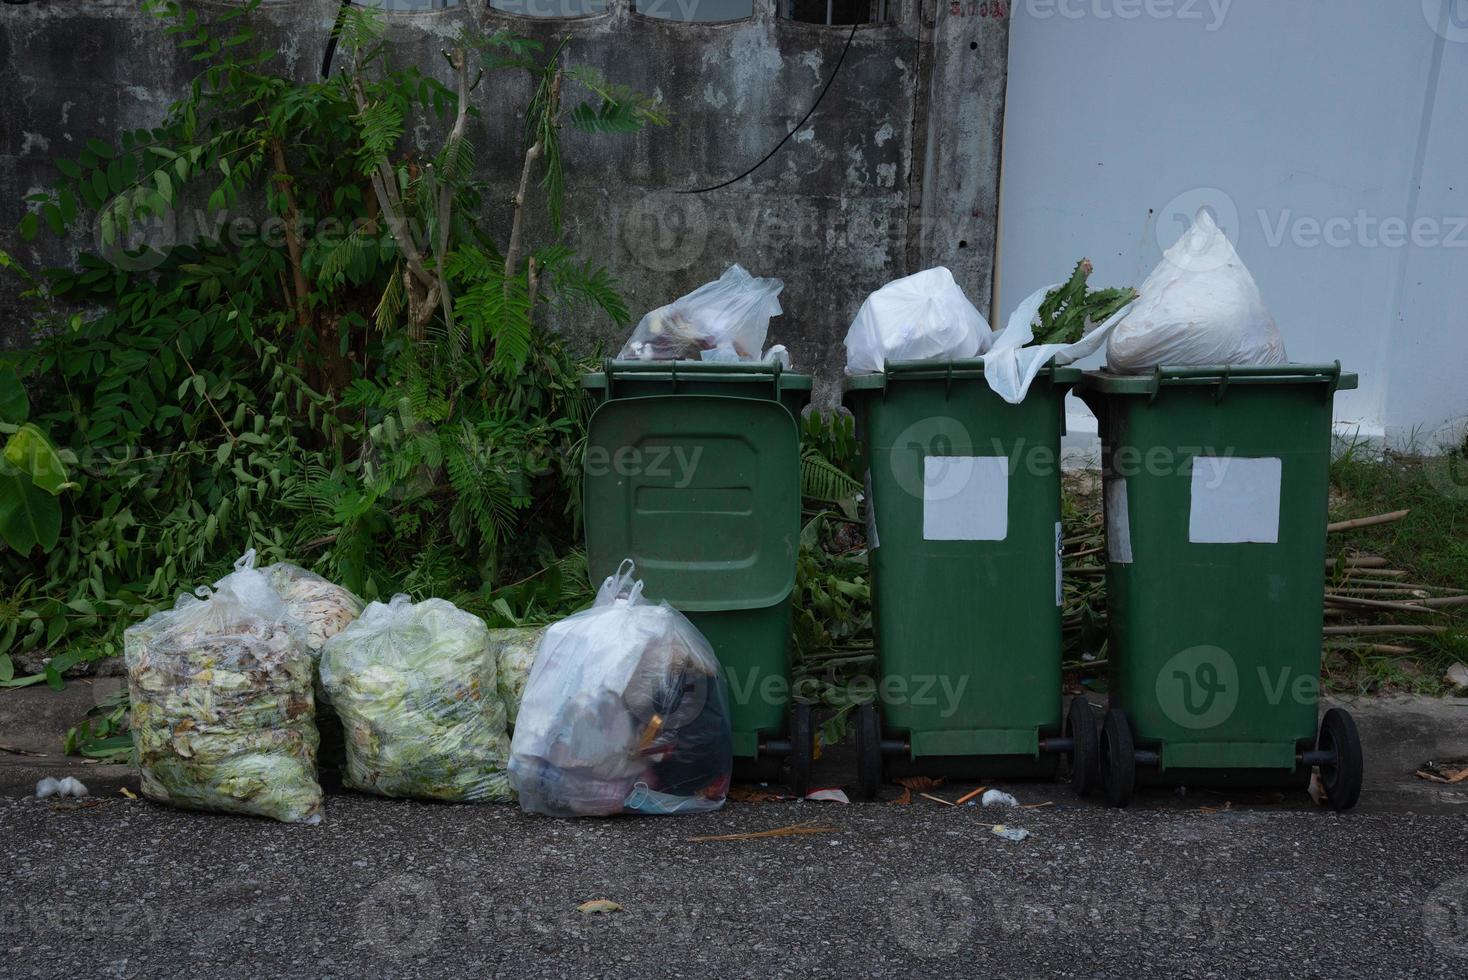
1323 641 1415 655
1323 595 1439 615
1324 556 1390 569
1322 625 1448 636
688 821 838 842
1326 509 1410 533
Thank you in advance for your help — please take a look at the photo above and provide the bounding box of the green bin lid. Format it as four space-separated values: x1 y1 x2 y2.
583 359 813 392
1078 362 1358 396
584 394 800 612
844 358 1081 392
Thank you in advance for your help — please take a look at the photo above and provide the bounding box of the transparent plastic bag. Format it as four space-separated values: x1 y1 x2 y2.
261 562 363 661
844 267 992 374
124 550 323 824
260 561 363 703
489 625 548 728
320 595 511 802
509 561 733 817
618 264 784 363
1107 208 1286 373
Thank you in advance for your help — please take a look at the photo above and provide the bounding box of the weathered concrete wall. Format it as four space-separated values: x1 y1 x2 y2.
0 0 1007 398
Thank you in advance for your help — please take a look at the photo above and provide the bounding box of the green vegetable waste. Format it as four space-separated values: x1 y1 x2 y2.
490 625 547 728
322 596 513 802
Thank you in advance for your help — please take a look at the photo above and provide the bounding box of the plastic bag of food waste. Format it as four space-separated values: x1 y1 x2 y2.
321 595 512 802
261 562 363 665
1107 208 1286 372
509 560 732 817
844 267 992 374
490 625 548 728
618 264 784 363
124 551 323 824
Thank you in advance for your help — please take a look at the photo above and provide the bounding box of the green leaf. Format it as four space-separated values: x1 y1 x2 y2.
18 211 38 241
0 468 62 553
0 653 11 682
0 367 27 423
3 424 69 494
79 735 135 760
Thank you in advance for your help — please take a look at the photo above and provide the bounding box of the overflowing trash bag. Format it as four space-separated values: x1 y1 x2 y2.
844 266 991 374
509 561 732 817
321 596 512 802
1107 208 1286 373
845 266 1136 404
619 264 786 364
124 551 323 824
489 625 547 728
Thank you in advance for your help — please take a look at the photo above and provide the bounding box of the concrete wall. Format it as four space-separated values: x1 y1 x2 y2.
999 0 1468 449
0 0 1011 401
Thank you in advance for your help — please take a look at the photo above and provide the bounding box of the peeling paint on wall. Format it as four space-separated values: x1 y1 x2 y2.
0 0 1008 401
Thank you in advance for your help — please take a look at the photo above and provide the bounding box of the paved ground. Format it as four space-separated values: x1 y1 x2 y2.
2 682 1466 978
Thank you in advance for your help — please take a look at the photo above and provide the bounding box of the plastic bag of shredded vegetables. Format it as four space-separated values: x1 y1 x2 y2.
124 551 323 824
489 625 548 728
321 596 512 802
509 561 732 817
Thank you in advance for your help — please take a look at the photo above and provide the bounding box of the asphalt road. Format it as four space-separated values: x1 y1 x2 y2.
3 785 1466 980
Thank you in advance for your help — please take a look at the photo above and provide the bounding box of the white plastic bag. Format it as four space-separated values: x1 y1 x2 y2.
619 264 784 363
845 267 1134 404
509 560 733 817
980 281 1134 404
843 267 991 374
320 595 512 802
1107 209 1286 373
124 550 323 824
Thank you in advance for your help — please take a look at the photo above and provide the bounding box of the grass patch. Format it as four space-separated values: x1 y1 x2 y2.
1325 447 1468 695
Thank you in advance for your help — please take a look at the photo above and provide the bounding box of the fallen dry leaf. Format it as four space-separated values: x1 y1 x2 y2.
577 899 623 914
895 776 944 791
119 787 137 800
727 785 783 802
892 787 912 805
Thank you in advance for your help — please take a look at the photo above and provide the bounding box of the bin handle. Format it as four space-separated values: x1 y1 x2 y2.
1146 362 1346 402
599 358 791 399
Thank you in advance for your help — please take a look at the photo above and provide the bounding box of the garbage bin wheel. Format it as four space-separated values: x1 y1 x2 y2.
1099 709 1136 808
790 702 813 799
856 701 883 801
1317 707 1363 812
1065 697 1100 797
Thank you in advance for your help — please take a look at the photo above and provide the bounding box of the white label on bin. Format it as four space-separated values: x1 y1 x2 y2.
922 455 1008 541
863 469 880 551
1055 522 1064 606
1188 456 1282 544
1105 477 1133 564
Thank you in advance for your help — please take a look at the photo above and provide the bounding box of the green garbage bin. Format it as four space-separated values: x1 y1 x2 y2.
844 360 1096 799
1075 363 1363 810
582 360 814 793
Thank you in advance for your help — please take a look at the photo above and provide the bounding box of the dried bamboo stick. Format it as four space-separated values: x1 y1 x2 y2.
1323 624 1448 636
1323 595 1439 615
1327 510 1410 533
1324 556 1390 569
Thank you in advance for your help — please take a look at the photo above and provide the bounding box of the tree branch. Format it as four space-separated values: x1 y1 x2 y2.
268 138 312 330
504 139 542 294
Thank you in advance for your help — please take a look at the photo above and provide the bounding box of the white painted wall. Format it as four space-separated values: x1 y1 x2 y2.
997 0 1468 453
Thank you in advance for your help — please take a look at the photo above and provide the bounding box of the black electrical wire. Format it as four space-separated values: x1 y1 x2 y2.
321 0 355 79
683 21 859 195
